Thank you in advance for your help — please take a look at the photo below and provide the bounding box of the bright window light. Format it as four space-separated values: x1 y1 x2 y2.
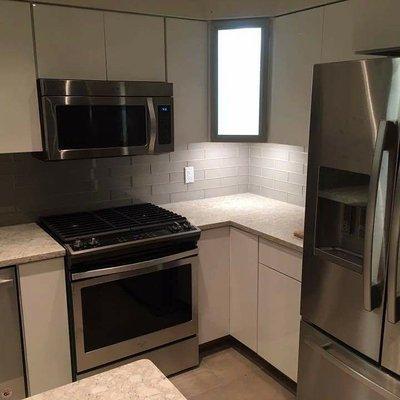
218 27 262 136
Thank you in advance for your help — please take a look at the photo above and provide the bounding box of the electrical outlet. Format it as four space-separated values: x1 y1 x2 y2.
184 166 195 184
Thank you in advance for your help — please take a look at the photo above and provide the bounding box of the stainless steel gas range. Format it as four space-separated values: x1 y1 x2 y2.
40 203 201 380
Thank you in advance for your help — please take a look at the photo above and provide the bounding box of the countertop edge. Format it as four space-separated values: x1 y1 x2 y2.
196 219 303 253
0 249 66 269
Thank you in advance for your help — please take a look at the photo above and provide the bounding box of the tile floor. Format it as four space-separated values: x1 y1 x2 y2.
170 348 295 400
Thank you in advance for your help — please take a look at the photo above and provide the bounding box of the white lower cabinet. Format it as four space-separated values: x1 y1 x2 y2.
257 263 301 382
197 227 230 344
230 228 258 351
18 258 72 395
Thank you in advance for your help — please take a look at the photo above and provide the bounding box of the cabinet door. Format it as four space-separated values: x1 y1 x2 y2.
33 4 106 79
321 2 363 63
0 0 41 153
353 0 400 55
104 12 165 81
230 228 258 351
268 8 323 147
258 263 301 382
166 18 208 145
197 227 230 344
18 258 72 395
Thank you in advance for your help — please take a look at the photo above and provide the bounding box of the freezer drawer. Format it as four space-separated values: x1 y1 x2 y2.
0 267 26 400
297 322 400 400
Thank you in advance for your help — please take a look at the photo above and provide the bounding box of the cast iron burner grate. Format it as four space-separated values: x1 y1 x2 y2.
40 203 185 242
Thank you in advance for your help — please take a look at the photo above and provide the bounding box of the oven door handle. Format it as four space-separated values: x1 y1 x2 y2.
71 248 198 281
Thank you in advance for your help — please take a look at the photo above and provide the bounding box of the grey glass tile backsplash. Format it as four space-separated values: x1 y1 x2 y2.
0 142 307 226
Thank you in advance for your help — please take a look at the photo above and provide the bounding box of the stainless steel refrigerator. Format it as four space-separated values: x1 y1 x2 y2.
298 58 400 399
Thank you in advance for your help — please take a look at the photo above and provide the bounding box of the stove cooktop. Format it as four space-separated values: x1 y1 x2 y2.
39 203 200 254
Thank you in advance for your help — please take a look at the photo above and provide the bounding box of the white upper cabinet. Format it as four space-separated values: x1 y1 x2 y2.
166 18 208 145
33 4 106 79
268 8 323 148
321 1 362 63
0 0 42 153
104 12 165 81
352 0 400 55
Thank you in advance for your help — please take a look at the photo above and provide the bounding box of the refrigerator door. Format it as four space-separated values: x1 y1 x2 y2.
0 267 26 400
302 58 400 361
298 322 400 400
382 155 400 376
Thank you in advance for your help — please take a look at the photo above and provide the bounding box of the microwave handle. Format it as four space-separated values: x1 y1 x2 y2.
147 97 157 154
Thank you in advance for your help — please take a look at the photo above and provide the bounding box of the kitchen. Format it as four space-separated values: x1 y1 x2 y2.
1 0 400 399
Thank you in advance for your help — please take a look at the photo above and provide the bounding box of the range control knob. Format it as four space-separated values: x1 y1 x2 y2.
89 237 99 247
72 239 83 250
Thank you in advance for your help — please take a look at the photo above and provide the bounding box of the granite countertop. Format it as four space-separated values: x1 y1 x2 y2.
27 359 186 400
163 193 305 252
0 223 65 268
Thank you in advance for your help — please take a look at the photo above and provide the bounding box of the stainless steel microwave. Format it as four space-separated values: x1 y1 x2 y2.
37 79 174 160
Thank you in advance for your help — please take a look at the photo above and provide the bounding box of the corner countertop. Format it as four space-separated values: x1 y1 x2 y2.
27 359 186 400
163 193 304 252
0 223 65 268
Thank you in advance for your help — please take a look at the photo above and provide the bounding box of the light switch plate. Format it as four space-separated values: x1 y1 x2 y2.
184 166 195 184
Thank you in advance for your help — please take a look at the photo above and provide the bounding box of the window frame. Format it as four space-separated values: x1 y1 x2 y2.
210 18 270 143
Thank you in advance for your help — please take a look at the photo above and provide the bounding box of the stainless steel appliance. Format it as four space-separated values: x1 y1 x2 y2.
40 204 201 379
0 267 26 400
37 79 174 160
298 58 400 399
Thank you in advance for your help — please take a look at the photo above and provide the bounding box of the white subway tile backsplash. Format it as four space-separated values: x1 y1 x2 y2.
260 187 288 202
170 149 205 162
204 185 239 198
0 142 307 225
204 167 237 179
171 190 205 203
188 178 221 191
274 180 302 196
274 159 304 173
152 182 187 195
151 161 187 174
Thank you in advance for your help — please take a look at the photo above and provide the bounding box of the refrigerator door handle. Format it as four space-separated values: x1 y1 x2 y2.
304 338 399 399
387 159 400 324
364 120 395 311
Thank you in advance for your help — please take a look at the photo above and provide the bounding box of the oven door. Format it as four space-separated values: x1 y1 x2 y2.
71 251 198 374
40 96 155 160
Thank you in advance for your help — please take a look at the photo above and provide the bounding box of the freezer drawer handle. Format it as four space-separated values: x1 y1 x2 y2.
364 120 396 311
304 338 399 399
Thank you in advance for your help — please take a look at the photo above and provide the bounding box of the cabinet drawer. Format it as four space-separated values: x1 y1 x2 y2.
259 238 302 282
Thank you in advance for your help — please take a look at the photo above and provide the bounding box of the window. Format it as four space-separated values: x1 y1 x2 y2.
211 19 269 142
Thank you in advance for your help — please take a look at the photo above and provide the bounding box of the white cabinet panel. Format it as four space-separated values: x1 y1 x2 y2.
322 2 361 63
18 258 72 395
104 12 165 81
352 0 400 55
230 228 258 351
258 263 301 382
34 4 106 79
268 8 323 147
197 227 230 344
166 18 208 145
259 238 302 282
0 0 41 153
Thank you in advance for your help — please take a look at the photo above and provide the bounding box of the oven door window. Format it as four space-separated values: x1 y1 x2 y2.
81 264 192 352
56 105 147 149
